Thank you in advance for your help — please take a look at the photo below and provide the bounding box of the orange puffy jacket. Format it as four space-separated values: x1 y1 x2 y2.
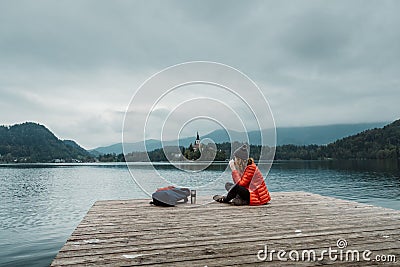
232 163 271 206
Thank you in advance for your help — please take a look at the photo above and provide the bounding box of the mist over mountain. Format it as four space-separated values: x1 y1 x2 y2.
92 122 388 155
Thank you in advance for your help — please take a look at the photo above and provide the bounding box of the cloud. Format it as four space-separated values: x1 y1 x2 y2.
0 0 399 148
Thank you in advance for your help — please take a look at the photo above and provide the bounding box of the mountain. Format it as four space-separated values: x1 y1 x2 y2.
62 139 92 158
0 122 93 163
277 122 389 145
92 143 123 155
326 119 400 159
93 122 388 154
275 119 400 160
92 139 163 155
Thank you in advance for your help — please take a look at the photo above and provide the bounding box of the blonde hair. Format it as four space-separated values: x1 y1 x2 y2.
247 157 254 165
234 157 247 175
234 157 255 175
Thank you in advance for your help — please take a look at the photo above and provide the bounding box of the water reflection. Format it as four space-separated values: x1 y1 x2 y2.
267 159 400 211
271 159 400 174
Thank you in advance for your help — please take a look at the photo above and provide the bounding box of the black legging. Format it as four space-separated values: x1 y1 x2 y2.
225 183 250 203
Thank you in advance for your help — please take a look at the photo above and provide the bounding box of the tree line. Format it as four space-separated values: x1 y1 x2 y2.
2 119 398 163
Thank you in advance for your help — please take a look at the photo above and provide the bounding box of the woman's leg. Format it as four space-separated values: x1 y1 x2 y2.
225 182 234 191
224 184 250 203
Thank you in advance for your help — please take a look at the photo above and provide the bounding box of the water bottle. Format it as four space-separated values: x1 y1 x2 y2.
190 190 196 204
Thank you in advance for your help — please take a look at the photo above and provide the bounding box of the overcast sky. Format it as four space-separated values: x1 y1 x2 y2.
1 0 399 149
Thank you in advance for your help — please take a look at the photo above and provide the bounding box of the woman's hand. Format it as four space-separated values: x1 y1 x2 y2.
229 159 236 171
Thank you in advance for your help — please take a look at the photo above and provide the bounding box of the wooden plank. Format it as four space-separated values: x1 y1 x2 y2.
51 192 400 266
52 232 400 264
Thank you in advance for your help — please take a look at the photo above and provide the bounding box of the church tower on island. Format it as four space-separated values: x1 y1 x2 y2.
193 132 200 151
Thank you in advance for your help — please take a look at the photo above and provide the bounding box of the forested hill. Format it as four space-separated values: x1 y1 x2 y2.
0 122 93 163
276 119 400 160
326 119 400 159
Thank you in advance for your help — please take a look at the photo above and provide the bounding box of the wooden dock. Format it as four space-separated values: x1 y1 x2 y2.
51 192 400 266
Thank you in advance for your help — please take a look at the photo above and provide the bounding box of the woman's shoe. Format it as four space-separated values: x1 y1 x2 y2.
213 195 226 203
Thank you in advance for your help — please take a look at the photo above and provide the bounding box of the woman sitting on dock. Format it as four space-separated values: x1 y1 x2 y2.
213 144 271 206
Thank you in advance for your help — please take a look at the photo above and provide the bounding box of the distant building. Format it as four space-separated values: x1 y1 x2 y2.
193 132 200 151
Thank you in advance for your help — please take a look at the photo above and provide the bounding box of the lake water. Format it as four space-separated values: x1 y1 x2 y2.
1 160 399 266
